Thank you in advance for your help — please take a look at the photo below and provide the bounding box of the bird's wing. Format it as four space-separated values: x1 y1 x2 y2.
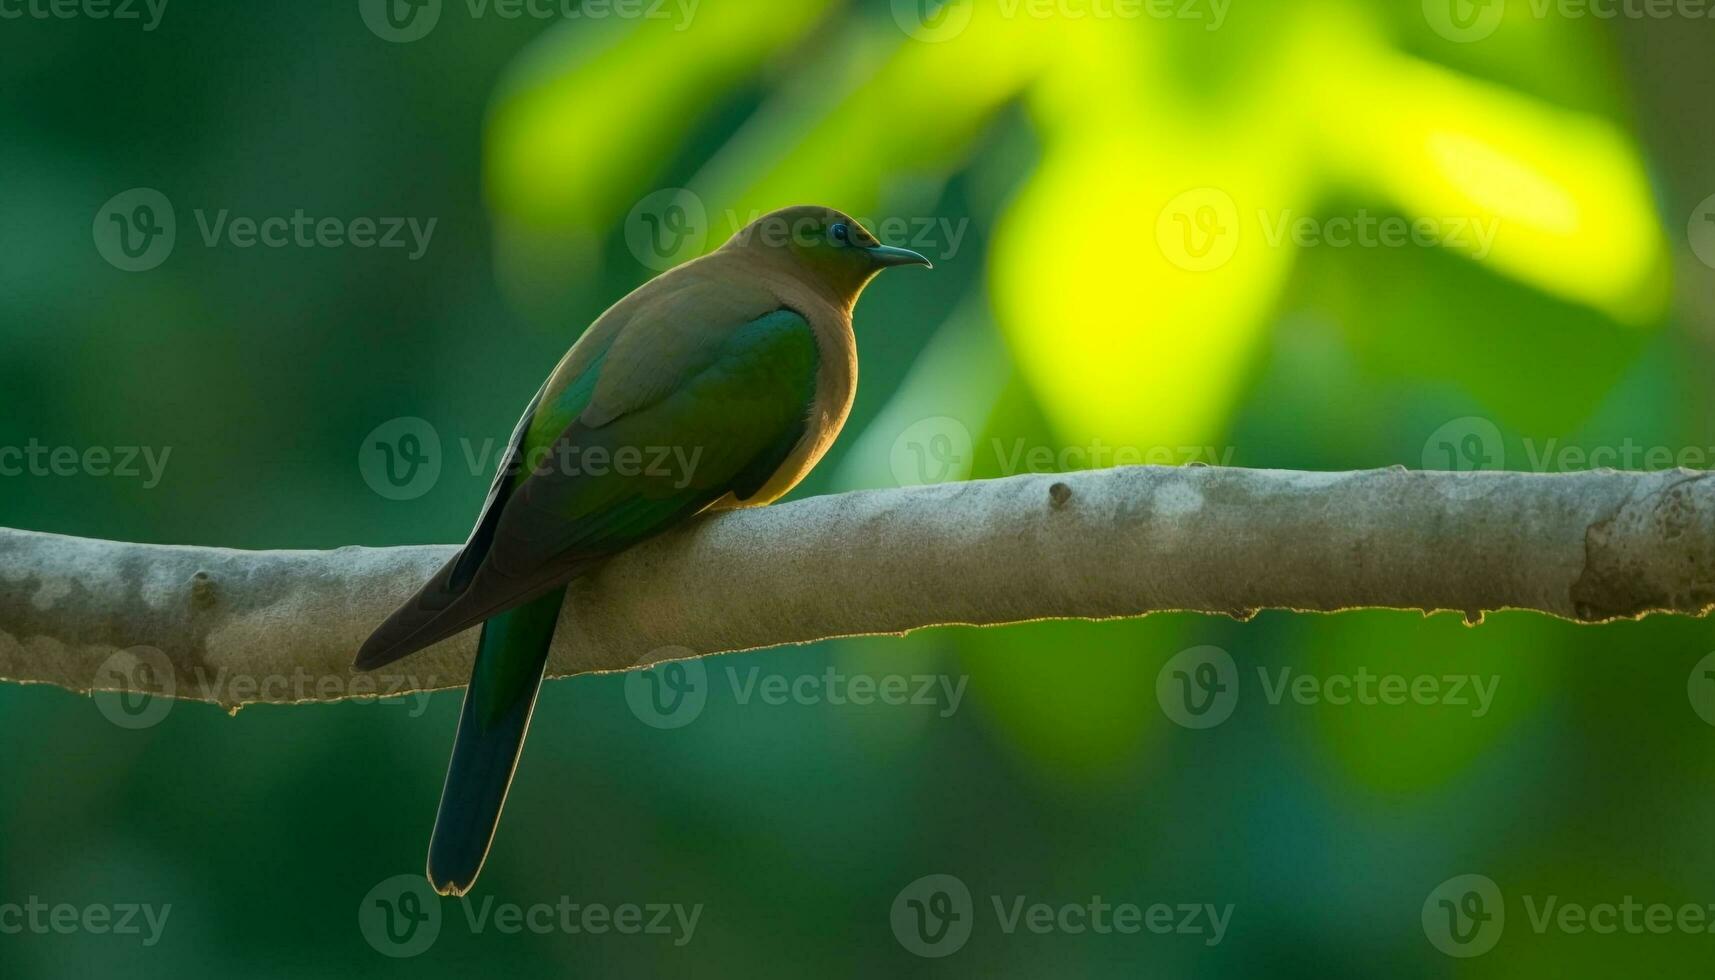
447 270 758 591
443 378 546 595
576 272 782 428
353 295 820 670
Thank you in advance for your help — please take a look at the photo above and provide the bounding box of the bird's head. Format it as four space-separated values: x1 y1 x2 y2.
722 205 931 306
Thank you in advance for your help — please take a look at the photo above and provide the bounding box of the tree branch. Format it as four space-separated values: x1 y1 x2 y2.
3 466 1712 709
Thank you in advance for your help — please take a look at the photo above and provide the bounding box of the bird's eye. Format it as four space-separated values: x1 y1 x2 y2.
830 223 850 245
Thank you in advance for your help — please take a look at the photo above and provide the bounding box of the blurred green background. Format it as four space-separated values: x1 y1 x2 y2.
4 0 1715 975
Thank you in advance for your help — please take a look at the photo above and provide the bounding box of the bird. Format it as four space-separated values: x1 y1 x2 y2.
353 205 931 896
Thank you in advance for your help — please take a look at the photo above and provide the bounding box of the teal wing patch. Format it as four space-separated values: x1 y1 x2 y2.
488 308 819 579
353 308 818 670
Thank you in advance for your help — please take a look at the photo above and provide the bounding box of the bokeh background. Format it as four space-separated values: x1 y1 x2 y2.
4 0 1715 975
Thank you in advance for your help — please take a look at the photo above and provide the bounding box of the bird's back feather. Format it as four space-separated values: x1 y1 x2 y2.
354 285 828 671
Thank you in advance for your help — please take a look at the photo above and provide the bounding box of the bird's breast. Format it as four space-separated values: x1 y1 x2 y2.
728 309 857 508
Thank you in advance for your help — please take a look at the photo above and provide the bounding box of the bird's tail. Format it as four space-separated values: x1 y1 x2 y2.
426 584 566 897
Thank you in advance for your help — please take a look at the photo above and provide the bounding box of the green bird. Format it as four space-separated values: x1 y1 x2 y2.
354 205 931 896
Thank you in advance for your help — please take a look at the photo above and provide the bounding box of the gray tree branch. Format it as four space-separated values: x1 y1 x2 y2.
2 466 1712 710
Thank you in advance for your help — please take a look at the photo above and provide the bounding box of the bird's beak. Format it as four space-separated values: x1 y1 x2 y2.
866 244 933 269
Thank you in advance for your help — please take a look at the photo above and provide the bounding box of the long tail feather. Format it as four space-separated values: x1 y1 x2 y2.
425 584 566 896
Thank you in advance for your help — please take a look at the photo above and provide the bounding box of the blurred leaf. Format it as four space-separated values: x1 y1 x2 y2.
1294 611 1557 795
1299 232 1653 432
486 1 836 231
